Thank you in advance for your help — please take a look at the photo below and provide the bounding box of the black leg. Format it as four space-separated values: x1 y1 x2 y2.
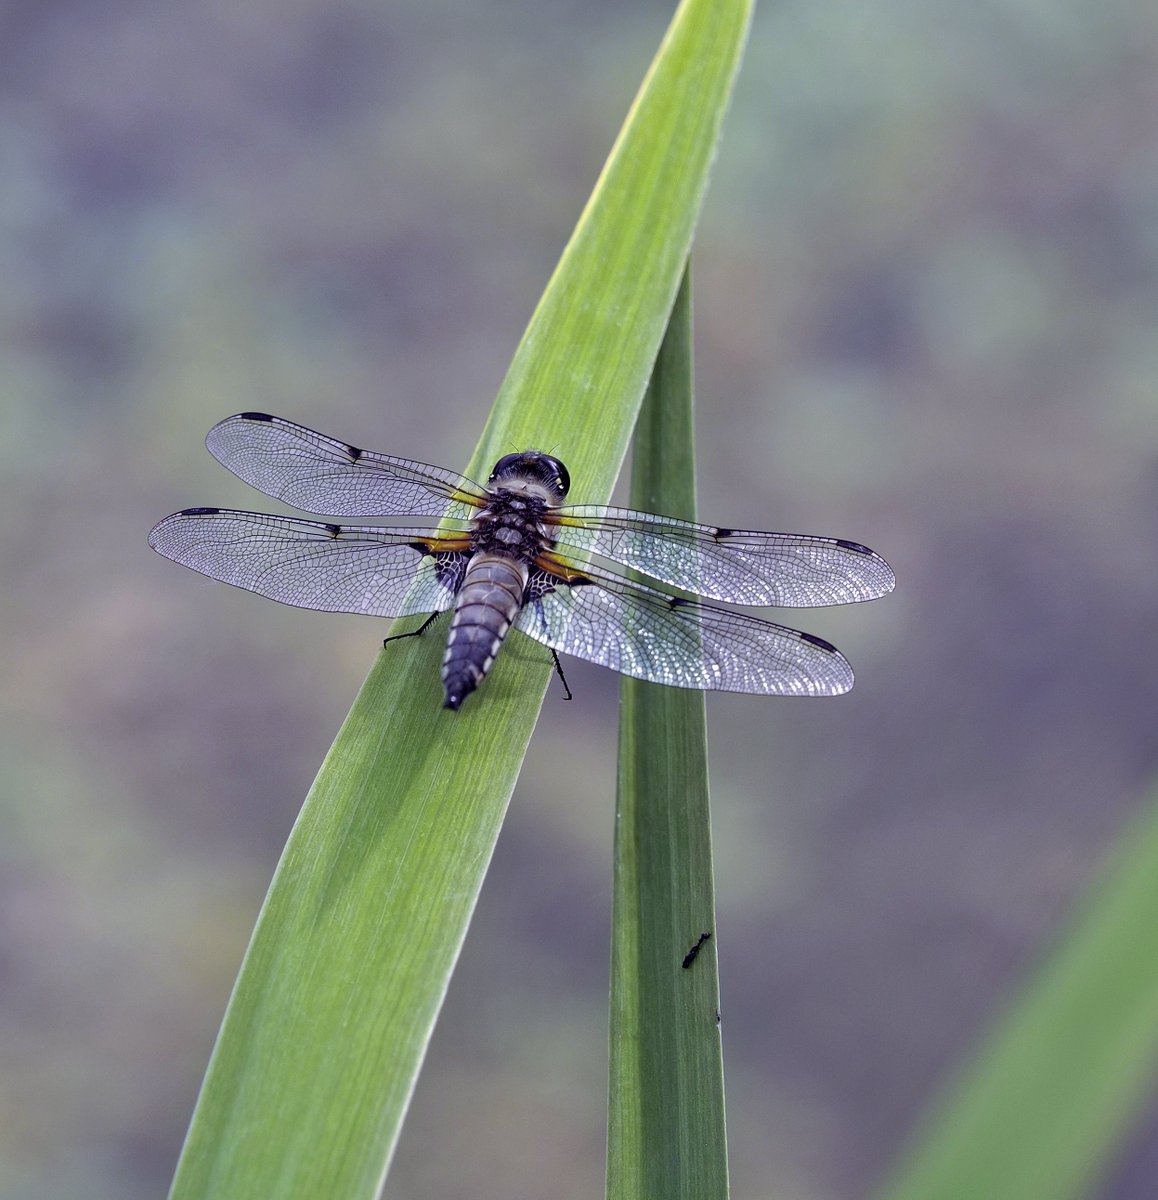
550 649 573 701
383 611 441 647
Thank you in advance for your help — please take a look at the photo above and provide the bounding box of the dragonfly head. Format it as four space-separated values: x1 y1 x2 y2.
488 451 570 502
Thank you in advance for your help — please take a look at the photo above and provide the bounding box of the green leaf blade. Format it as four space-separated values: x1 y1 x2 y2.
169 2 752 1197
608 271 729 1200
475 0 753 491
876 783 1158 1200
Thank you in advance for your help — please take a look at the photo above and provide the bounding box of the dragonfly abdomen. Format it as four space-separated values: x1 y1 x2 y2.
442 553 529 710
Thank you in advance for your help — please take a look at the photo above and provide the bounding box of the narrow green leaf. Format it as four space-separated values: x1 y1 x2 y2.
170 3 752 1198
608 269 729 1200
876 783 1158 1200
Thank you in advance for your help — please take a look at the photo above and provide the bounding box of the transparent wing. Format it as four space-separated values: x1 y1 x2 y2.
205 412 488 520
148 507 468 616
515 559 854 696
548 506 894 607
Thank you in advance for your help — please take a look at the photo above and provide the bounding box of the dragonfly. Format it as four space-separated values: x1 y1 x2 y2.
149 413 894 710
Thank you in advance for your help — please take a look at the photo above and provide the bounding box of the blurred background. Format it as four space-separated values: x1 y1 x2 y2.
2 0 1157 1196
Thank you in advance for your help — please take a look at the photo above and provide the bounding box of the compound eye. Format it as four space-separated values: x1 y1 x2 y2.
546 457 570 496
488 453 523 483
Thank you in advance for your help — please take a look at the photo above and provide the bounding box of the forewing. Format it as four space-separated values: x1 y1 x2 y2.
205 412 487 520
548 506 894 607
515 559 854 696
148 508 467 617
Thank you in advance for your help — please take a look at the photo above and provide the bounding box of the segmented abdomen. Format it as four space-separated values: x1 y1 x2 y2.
441 553 528 710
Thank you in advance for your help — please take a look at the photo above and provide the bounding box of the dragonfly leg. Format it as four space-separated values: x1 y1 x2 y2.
550 648 573 702
383 610 441 647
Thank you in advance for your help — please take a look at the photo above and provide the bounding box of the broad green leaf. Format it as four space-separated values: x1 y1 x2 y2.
608 270 729 1200
169 2 752 1197
876 782 1158 1200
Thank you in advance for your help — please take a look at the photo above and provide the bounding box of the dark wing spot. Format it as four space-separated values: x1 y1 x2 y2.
668 595 691 609
800 631 838 652
835 538 873 555
238 411 274 422
433 555 467 588
182 506 220 515
346 444 363 462
713 527 735 540
325 524 342 538
524 573 558 604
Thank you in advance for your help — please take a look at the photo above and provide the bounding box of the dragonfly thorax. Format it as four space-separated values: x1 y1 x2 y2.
470 486 552 564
